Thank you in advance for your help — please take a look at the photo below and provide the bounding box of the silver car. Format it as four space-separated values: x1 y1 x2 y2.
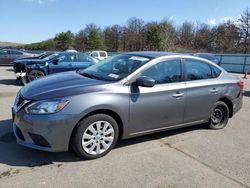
12 52 243 159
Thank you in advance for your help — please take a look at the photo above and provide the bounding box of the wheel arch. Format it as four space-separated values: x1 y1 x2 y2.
69 109 124 150
217 97 233 118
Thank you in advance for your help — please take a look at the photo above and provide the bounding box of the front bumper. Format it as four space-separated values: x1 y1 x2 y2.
12 107 78 152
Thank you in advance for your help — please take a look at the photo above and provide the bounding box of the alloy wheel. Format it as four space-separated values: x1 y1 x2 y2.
28 70 45 81
82 121 114 155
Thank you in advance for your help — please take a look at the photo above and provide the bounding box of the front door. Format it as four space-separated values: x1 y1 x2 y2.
49 53 76 74
129 59 186 134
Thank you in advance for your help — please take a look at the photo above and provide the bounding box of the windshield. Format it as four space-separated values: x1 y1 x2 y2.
78 54 151 81
38 52 54 59
43 53 60 61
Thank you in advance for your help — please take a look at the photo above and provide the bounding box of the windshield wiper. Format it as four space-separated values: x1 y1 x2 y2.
80 72 103 80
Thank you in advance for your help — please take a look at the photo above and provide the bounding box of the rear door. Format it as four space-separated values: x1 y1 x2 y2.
49 53 76 74
129 59 186 134
183 59 222 123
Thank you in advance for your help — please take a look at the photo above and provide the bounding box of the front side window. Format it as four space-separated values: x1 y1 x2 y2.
78 54 151 81
141 60 182 84
91 52 98 57
57 53 75 62
184 60 213 81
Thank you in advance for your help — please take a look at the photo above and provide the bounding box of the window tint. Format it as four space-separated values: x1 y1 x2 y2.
100 52 106 57
141 60 182 84
184 60 212 81
211 65 222 78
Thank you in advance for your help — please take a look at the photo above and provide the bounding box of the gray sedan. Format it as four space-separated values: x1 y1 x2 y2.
12 52 243 159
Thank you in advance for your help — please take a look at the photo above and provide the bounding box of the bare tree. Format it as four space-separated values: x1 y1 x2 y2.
160 19 177 50
194 23 211 51
104 25 122 51
237 8 250 53
122 17 146 51
178 21 195 50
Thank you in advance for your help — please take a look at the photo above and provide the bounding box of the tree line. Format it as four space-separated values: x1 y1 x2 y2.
21 8 250 53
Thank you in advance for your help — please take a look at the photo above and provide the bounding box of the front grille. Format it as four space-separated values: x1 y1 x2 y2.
14 63 26 73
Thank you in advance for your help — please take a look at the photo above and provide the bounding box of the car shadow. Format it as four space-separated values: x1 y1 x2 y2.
243 91 250 97
6 68 14 72
0 119 204 168
0 79 19 86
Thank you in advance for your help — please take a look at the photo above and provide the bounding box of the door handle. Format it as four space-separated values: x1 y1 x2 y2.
210 88 219 94
172 92 184 98
68 64 73 66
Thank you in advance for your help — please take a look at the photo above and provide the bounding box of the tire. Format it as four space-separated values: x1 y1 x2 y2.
208 101 229 130
27 70 45 82
72 114 119 159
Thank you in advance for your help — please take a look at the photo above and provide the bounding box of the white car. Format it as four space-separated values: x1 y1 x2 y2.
89 51 108 60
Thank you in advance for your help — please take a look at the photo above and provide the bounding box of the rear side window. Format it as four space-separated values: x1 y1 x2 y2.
211 66 222 78
78 54 91 62
100 52 106 57
184 60 213 81
141 60 182 84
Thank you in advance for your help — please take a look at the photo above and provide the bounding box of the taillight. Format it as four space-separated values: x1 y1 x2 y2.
236 81 244 92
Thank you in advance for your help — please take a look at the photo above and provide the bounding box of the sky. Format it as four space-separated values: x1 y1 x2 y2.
0 0 249 44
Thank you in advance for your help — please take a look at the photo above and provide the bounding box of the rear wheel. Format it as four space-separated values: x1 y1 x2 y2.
72 114 119 159
208 101 229 129
28 70 45 82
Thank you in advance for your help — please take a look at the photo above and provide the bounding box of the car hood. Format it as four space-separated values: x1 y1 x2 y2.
15 56 39 61
14 59 45 64
21 71 109 100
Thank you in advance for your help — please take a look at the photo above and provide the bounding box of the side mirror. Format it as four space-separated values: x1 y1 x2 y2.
52 59 59 64
136 76 155 87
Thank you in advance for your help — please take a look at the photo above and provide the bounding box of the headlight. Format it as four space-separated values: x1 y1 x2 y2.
25 100 69 114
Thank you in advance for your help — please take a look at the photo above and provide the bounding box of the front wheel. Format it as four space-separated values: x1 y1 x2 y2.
72 114 119 159
28 70 45 82
208 101 229 130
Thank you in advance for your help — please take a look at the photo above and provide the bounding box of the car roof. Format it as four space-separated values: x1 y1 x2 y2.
124 51 179 58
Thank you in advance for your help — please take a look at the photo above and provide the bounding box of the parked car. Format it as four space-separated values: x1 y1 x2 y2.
12 52 243 159
13 52 97 84
194 53 220 65
13 52 58 82
0 49 35 65
89 51 108 60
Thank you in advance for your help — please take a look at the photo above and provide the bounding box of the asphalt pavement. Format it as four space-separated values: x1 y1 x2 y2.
0 66 249 188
